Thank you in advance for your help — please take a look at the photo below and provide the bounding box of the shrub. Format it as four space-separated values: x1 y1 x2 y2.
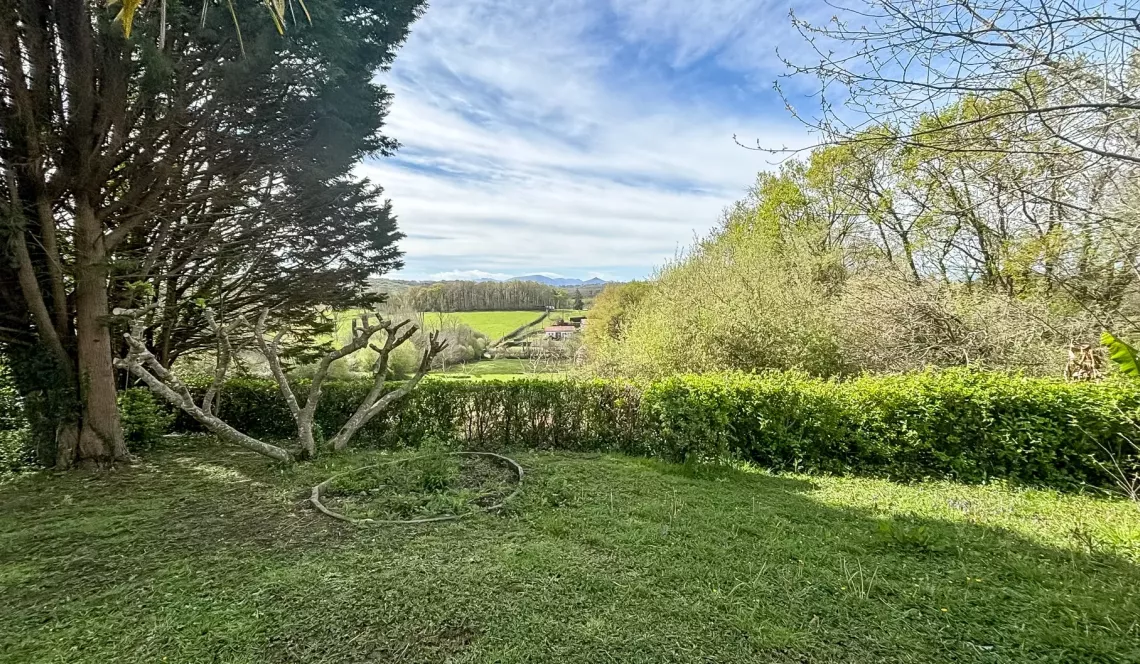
288 357 360 382
585 281 654 347
387 342 422 379
0 363 21 427
588 205 846 379
189 376 647 453
641 369 1140 488
416 323 489 368
0 361 33 472
0 428 32 473
165 369 1140 492
118 388 176 451
833 271 1099 376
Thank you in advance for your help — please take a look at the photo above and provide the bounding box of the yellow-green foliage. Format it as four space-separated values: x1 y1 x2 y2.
584 282 652 346
586 145 1104 379
593 196 845 378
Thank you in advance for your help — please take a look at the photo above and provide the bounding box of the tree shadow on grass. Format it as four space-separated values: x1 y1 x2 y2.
1 443 1139 663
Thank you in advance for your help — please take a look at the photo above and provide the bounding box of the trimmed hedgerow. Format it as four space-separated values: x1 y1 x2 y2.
169 369 1140 491
642 369 1140 488
181 377 647 454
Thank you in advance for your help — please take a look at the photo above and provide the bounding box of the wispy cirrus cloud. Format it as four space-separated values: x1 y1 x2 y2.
365 0 821 281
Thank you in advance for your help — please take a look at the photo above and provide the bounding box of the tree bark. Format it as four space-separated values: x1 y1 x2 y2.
65 199 128 468
329 330 445 451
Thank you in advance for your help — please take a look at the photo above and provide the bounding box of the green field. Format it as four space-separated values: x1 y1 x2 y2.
332 310 586 345
2 438 1138 662
420 309 586 341
433 357 573 380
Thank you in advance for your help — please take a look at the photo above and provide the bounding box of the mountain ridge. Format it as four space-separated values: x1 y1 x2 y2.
507 275 607 287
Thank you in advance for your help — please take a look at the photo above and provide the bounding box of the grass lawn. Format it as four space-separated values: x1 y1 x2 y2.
2 437 1139 662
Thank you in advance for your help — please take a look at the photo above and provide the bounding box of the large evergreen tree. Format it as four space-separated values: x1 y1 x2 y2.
0 0 424 467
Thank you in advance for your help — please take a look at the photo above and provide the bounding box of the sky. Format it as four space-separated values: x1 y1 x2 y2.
358 0 826 282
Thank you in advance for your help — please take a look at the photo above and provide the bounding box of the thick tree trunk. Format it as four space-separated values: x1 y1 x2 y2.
62 200 128 468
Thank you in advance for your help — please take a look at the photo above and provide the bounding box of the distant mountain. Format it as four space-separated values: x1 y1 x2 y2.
509 275 608 287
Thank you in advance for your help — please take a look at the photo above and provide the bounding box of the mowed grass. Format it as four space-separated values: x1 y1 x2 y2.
2 438 1139 663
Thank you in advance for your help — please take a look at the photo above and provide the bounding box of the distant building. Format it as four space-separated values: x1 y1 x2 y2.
569 316 587 328
543 325 578 340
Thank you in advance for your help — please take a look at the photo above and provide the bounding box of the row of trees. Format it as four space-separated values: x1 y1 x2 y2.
588 0 1140 379
0 0 425 467
386 280 575 312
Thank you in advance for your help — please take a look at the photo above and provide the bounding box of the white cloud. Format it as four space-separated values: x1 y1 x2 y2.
426 269 515 281
606 0 863 80
372 0 817 281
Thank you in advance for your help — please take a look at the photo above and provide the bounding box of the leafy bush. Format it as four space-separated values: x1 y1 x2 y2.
415 322 489 368
188 377 647 454
0 428 32 473
287 358 360 382
417 453 460 493
588 200 847 378
0 361 33 472
386 342 422 379
167 369 1140 491
118 388 176 451
642 369 1140 488
0 363 21 428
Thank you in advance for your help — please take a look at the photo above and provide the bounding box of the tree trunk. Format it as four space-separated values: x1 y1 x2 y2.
62 200 128 468
297 411 317 460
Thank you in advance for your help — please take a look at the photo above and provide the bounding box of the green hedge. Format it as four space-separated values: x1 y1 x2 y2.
8 366 1140 490
188 378 647 454
178 369 1140 490
643 369 1140 488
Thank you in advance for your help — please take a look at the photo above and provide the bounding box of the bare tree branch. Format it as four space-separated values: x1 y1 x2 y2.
115 310 292 462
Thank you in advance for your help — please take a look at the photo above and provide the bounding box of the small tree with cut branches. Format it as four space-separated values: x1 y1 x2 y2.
116 308 446 462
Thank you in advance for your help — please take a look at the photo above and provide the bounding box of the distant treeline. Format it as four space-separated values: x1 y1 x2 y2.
383 280 577 312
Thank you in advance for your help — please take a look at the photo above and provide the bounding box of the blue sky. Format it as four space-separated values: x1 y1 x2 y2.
359 0 824 282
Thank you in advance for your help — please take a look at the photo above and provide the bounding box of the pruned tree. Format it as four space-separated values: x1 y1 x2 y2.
251 309 446 456
116 307 447 461
115 307 293 462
